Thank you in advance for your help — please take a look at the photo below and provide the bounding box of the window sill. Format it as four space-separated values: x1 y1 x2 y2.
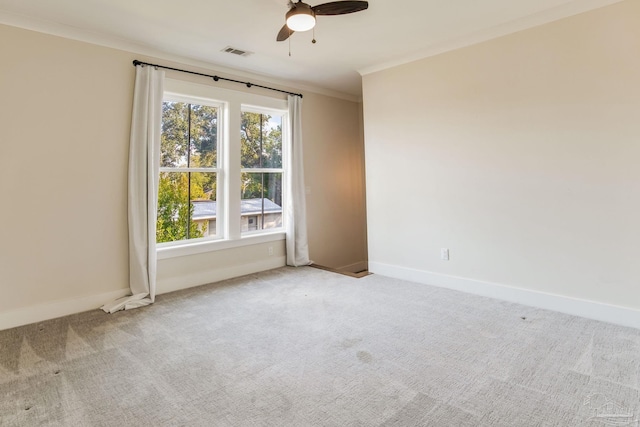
157 231 286 260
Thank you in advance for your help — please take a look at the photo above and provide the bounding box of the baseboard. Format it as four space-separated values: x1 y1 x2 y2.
337 261 369 273
157 256 287 295
0 257 287 331
0 288 130 331
369 262 640 330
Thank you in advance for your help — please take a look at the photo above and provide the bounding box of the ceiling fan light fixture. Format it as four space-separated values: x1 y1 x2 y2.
286 4 316 32
276 0 368 42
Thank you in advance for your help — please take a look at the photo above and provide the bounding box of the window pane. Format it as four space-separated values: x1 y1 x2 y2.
161 102 218 168
157 172 217 243
241 112 282 169
190 172 218 238
240 172 283 233
263 115 282 169
190 104 218 168
161 102 189 168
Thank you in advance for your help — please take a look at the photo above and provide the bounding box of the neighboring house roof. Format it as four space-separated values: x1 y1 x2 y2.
192 198 281 220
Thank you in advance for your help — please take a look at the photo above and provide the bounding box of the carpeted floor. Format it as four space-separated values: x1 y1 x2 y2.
1 266 639 426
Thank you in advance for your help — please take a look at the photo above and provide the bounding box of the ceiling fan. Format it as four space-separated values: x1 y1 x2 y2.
276 0 369 42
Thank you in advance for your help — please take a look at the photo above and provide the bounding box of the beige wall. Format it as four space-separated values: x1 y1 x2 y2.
304 93 367 271
363 1 640 310
0 26 133 313
0 23 366 326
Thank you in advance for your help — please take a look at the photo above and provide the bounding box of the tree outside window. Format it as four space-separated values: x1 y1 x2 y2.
157 101 218 243
240 111 283 234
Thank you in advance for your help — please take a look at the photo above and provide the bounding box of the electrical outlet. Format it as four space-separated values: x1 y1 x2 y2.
268 246 274 256
441 248 450 261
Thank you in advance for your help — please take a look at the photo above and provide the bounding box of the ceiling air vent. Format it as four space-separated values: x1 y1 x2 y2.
222 46 252 57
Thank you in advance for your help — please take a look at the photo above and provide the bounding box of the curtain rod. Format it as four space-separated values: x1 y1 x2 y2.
132 60 303 98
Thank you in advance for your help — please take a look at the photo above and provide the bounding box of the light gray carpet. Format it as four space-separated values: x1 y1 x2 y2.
1 267 639 426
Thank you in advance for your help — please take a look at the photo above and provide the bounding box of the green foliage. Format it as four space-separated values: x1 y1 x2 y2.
156 173 205 243
157 102 218 243
240 112 283 206
190 104 218 168
240 111 282 168
160 102 188 167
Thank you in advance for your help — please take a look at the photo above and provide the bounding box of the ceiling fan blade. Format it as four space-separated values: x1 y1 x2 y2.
312 1 368 16
277 24 294 42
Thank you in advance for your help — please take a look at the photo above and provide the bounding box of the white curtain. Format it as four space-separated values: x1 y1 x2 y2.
102 65 164 313
285 95 311 266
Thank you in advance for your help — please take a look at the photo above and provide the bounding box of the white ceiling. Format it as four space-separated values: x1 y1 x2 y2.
0 0 622 99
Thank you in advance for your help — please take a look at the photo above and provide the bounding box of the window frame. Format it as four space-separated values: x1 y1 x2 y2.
157 78 289 260
158 93 224 245
240 105 287 237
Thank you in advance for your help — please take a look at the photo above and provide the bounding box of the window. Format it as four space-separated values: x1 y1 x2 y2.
240 110 284 235
157 79 288 250
157 100 220 243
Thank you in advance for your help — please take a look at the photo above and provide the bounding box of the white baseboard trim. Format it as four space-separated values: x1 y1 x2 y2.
337 261 369 273
1 257 287 331
157 256 287 295
0 288 130 331
369 262 640 330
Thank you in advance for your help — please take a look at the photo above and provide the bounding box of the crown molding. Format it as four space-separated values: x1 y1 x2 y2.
358 0 625 76
0 10 362 103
